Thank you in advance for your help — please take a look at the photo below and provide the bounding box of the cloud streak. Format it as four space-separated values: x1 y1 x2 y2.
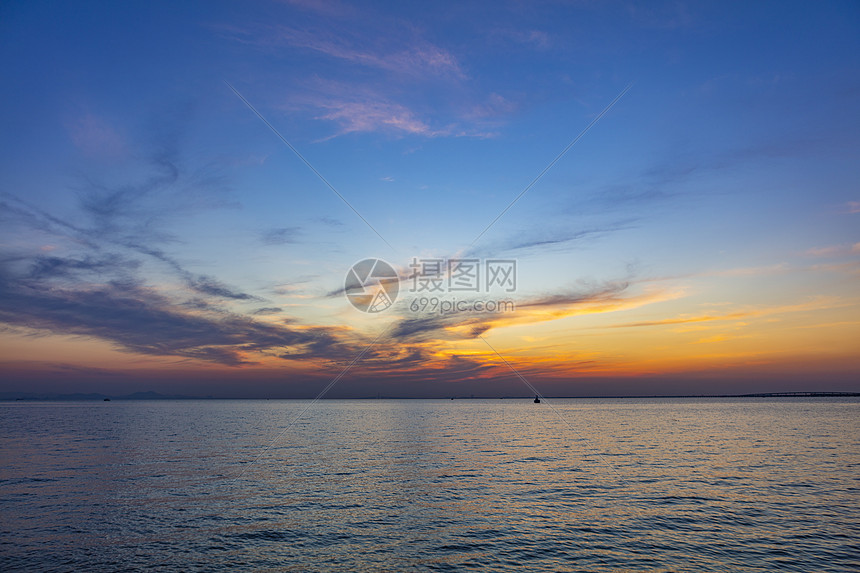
315 99 439 137
264 24 463 79
261 227 301 245
804 243 860 258
388 278 648 343
0 268 351 366
609 296 845 329
221 11 516 139
3 136 258 303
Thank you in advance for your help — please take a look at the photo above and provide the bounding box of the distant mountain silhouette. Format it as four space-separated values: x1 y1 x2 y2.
1 391 857 401
0 390 208 401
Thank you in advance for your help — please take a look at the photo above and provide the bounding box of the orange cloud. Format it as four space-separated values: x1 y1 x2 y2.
805 243 860 258
610 296 846 329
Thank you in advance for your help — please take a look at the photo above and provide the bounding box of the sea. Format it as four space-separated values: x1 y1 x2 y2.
1 397 858 572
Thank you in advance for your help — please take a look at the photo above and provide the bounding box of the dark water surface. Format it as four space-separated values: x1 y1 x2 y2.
1 398 858 571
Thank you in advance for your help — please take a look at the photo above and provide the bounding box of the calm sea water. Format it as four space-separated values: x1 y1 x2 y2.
1 398 858 571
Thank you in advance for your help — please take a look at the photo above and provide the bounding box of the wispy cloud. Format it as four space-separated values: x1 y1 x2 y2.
26 253 140 281
610 296 844 329
187 275 257 301
316 216 343 226
2 124 258 303
315 98 440 137
0 119 277 355
266 24 464 79
706 263 792 277
261 227 301 245
486 220 638 254
387 278 674 344
496 29 552 50
252 307 282 315
67 113 126 158
804 243 860 258
282 79 501 139
220 9 519 139
466 92 519 120
0 271 349 366
325 278 688 385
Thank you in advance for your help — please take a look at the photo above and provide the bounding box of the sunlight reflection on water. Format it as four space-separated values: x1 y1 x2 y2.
1 398 858 571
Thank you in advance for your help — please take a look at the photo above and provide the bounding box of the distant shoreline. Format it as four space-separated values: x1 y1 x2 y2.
2 391 858 401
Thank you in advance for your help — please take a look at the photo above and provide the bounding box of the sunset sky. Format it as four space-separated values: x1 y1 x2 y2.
1 1 858 397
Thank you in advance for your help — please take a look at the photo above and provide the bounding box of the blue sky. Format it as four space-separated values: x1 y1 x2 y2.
1 1 858 397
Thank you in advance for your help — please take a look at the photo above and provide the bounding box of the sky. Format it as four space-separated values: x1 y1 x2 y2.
1 0 858 398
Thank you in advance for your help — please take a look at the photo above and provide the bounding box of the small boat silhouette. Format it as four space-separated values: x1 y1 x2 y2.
533 395 540 403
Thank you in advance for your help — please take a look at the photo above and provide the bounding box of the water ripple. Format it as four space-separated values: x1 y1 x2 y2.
1 398 858 571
